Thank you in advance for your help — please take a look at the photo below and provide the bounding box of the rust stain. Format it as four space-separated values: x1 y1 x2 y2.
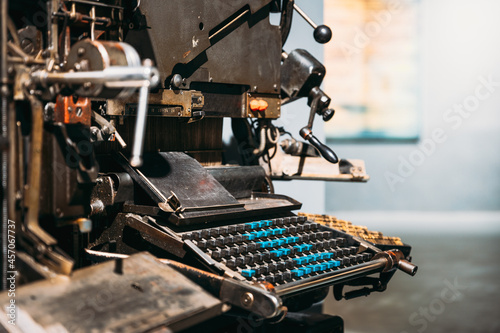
183 50 191 59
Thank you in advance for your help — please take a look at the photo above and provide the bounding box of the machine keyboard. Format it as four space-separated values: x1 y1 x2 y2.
180 216 373 285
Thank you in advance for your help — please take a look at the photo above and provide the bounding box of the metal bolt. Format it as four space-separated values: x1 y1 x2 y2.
20 39 35 54
76 107 83 117
241 292 254 307
77 47 86 56
67 106 73 113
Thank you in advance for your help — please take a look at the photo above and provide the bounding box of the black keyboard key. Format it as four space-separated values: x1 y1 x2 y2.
191 231 202 240
298 216 307 223
277 261 286 271
182 233 192 240
201 229 211 238
225 258 236 269
283 217 292 225
304 223 311 232
219 226 229 235
283 271 292 280
290 216 298 224
210 228 220 237
336 237 346 246
300 234 310 242
211 250 222 260
315 241 324 251
245 254 255 265
260 265 269 275
236 256 246 267
296 224 304 232
230 246 240 256
207 238 217 248
275 272 284 283
215 236 225 247
275 218 284 226
236 224 246 233
196 239 207 250
285 258 295 269
221 248 230 258
266 275 276 284
311 223 319 231
247 242 257 252
239 244 248 254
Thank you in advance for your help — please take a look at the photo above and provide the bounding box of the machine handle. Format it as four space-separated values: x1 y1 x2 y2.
300 127 338 164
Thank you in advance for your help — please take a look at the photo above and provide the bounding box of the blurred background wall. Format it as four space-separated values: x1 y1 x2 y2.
274 0 500 234
272 1 500 332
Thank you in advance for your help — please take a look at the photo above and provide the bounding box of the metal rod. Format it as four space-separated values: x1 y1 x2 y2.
275 259 387 297
32 66 157 86
293 3 317 29
209 8 250 41
130 84 149 167
25 96 56 245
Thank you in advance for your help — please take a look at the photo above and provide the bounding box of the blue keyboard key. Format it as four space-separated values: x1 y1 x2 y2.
278 228 286 234
281 248 291 256
309 264 321 272
299 267 312 274
270 250 282 258
328 260 341 267
293 257 306 265
291 269 304 277
292 236 300 242
293 245 303 253
241 269 255 278
277 239 286 246
270 240 280 247
319 263 328 271
323 252 333 259
303 244 312 251
242 233 255 241
256 241 267 249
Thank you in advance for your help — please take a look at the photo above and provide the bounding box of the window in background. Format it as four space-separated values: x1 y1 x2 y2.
324 0 420 140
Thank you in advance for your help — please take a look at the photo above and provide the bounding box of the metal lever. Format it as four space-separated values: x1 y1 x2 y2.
293 3 332 44
161 259 285 319
354 236 418 277
299 127 338 163
300 91 339 164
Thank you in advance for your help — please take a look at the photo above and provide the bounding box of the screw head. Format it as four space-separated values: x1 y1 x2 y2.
241 292 254 307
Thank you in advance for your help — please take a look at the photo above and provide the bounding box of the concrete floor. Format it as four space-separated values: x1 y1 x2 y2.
323 232 500 333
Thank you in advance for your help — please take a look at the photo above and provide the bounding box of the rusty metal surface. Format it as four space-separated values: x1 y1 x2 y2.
106 89 204 118
54 95 91 126
0 252 224 332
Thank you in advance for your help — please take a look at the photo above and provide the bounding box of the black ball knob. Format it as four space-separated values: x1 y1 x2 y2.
322 108 335 122
314 25 332 44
